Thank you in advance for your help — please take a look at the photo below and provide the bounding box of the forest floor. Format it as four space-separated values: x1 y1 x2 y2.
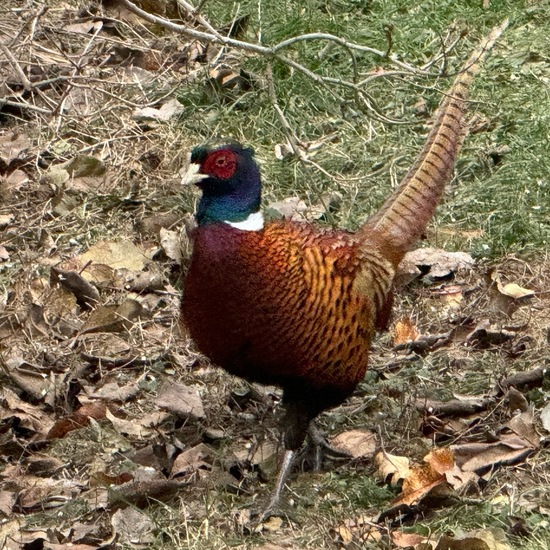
1 1 549 549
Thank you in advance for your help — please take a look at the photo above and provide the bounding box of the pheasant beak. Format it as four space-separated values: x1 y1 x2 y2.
182 161 208 186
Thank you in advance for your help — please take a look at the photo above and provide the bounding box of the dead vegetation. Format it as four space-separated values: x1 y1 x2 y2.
1 1 550 549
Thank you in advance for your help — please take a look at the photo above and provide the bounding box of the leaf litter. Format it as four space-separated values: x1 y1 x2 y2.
0 2 549 549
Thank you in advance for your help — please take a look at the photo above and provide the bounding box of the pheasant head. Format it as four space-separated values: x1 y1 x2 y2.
183 142 264 230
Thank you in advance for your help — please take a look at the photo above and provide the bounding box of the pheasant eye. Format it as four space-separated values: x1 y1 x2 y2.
202 150 237 180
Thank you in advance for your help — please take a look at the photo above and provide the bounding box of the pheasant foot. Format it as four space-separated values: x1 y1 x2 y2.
300 423 351 471
252 449 297 524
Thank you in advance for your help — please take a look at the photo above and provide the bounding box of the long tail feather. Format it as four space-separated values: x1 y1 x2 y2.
364 20 508 263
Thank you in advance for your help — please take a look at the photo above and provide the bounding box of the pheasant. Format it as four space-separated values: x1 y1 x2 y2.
180 22 507 515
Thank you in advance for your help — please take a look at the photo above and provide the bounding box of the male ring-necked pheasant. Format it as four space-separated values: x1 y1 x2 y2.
181 22 506 514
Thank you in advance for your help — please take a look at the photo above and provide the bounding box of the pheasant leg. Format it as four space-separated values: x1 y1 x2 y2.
257 449 295 521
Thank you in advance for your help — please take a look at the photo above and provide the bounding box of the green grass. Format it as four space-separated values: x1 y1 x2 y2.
177 0 550 258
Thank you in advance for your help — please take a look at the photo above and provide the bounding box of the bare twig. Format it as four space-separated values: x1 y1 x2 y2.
0 43 32 90
119 0 424 71
119 0 448 127
265 63 301 157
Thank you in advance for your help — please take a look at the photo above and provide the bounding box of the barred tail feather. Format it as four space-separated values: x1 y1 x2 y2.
364 20 508 263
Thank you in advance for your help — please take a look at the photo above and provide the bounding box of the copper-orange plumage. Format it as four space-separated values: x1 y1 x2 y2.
181 22 507 515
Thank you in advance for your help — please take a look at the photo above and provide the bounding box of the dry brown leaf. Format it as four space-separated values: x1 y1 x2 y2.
171 443 213 478
498 282 535 299
160 227 184 263
155 379 205 420
4 356 51 402
401 248 475 279
81 299 144 334
452 434 536 473
397 462 447 507
393 317 420 345
540 402 550 433
111 507 155 545
391 448 477 508
506 408 539 448
374 451 410 485
332 515 382 546
330 429 377 458
0 518 23 548
435 528 511 550
0 491 17 516
64 20 103 34
105 409 154 438
423 448 455 475
0 131 31 167
133 98 184 121
79 240 149 271
431 284 464 308
1 387 53 437
392 530 430 548
267 197 308 220
51 265 100 308
91 379 142 402
46 402 107 439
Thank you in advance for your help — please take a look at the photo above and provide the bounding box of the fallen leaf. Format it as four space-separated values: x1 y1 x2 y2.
46 402 107 439
133 98 184 121
106 409 154 438
332 515 382 546
401 248 475 280
0 131 31 167
506 408 539 448
374 451 410 485
64 20 103 34
431 284 464 308
0 214 14 227
392 530 430 548
160 227 184 263
81 299 144 334
156 379 205 420
171 444 214 477
452 435 536 473
111 507 155 545
498 283 535 299
435 528 512 550
266 197 308 220
0 518 23 548
79 239 149 271
0 491 17 516
51 265 100 308
540 403 550 433
330 429 377 458
393 317 420 345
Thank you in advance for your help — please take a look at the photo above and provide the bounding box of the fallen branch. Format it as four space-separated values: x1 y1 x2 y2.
119 0 461 126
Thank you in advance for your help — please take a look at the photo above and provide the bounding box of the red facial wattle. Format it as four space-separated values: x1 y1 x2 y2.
201 149 237 180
